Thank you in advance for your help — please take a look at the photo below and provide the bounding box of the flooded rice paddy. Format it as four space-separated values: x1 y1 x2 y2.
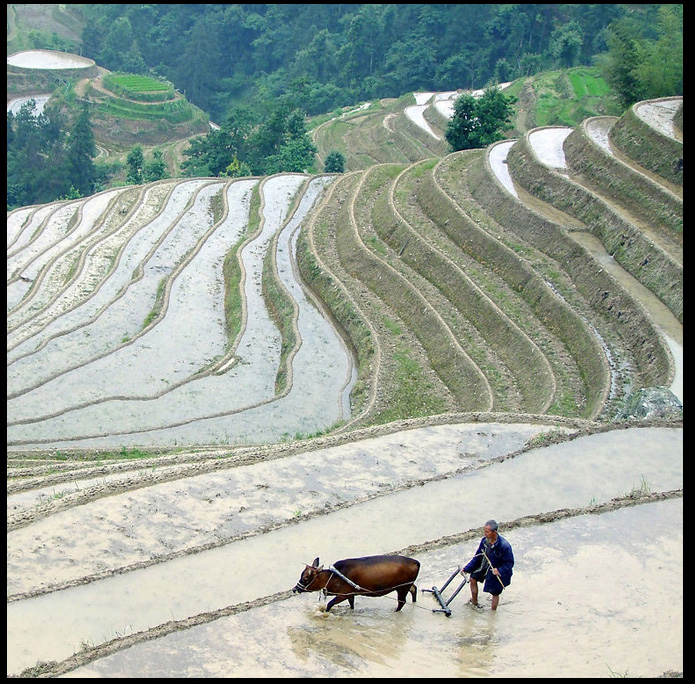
7 174 354 449
62 498 682 679
7 425 682 677
8 89 682 678
7 49 95 70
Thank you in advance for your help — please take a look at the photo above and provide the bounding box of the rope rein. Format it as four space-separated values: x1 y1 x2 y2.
303 548 506 610
307 551 497 599
326 565 366 592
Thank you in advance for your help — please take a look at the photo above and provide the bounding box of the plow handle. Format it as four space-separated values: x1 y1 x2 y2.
439 566 462 593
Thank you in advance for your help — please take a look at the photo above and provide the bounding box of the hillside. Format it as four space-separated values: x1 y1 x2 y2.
311 66 623 172
71 69 209 149
7 48 209 184
7 93 682 451
7 72 682 684
8 49 623 192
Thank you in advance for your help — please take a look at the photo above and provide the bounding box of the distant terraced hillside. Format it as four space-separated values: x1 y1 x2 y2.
311 68 622 173
312 91 452 171
6 96 682 452
7 48 209 167
78 70 209 148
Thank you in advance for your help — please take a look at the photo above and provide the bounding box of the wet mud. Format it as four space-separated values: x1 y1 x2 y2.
7 425 682 678
53 498 684 678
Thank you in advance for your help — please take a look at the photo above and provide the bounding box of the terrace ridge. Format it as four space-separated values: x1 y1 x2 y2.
564 117 682 241
609 97 683 185
474 140 673 397
506 132 682 323
347 164 494 412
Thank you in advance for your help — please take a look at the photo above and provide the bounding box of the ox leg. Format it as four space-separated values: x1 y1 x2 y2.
348 595 355 609
409 584 417 603
395 586 409 611
326 595 347 612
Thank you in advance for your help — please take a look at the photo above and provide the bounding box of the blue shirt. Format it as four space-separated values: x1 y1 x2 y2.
464 534 514 592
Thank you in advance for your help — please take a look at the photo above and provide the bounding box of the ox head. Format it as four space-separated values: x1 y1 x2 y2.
293 557 324 593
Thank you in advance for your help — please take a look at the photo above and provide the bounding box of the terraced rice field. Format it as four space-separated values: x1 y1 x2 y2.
8 174 352 449
7 95 682 677
106 74 172 93
7 49 95 71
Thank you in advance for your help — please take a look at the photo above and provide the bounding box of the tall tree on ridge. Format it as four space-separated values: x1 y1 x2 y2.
67 105 97 197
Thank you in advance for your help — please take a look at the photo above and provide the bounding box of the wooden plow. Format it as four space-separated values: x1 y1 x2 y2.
423 567 468 617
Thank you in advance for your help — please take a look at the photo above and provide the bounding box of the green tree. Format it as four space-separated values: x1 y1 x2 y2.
75 4 642 125
444 93 480 151
636 4 683 98
268 136 317 174
143 149 168 182
602 19 646 107
67 105 96 197
338 5 386 85
248 105 290 172
7 101 72 208
474 86 517 146
548 21 584 68
384 37 437 94
223 107 256 160
181 130 231 177
126 145 144 184
224 155 252 178
324 150 346 173
445 86 516 151
602 7 682 108
247 106 317 175
101 16 145 72
7 110 14 149
57 185 83 201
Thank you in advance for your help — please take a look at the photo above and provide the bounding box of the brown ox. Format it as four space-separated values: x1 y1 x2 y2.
292 555 420 612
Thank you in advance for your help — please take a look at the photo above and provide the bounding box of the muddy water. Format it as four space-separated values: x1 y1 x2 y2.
488 141 518 197
405 102 440 140
634 98 682 140
6 426 681 675
7 176 352 449
8 423 550 595
7 202 81 314
7 182 227 418
528 127 572 170
7 94 52 116
63 497 682 678
569 230 682 402
7 180 209 364
7 49 93 69
7 203 62 257
7 206 35 247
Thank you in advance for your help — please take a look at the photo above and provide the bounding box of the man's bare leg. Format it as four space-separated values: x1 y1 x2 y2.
469 578 479 605
491 594 500 611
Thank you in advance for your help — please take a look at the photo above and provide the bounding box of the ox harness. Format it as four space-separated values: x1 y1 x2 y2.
294 565 367 594
321 566 419 602
326 565 366 593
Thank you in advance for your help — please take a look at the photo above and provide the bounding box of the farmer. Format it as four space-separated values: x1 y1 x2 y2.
461 519 514 610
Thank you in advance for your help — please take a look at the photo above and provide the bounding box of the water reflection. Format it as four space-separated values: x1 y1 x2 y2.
288 605 413 670
58 498 681 678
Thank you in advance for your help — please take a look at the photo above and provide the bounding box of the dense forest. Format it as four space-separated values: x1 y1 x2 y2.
7 4 682 210
75 4 682 121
